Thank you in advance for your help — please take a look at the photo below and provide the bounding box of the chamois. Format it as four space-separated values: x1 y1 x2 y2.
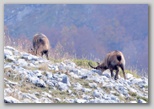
89 50 126 80
31 33 50 60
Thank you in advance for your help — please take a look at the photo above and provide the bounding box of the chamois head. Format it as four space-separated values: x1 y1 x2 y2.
88 62 108 72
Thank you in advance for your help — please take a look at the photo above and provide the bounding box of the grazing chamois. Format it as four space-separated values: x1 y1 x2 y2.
30 33 50 60
89 50 126 80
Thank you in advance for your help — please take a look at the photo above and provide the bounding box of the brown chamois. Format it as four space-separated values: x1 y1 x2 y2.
30 33 50 60
89 50 126 80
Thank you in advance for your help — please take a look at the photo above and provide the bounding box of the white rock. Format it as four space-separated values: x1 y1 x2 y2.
62 75 71 87
42 92 52 98
92 69 102 75
4 64 12 69
93 77 104 83
89 82 98 88
138 99 147 103
5 46 16 51
69 72 80 79
138 81 148 88
4 49 13 56
22 93 38 101
53 66 59 71
67 89 72 94
64 99 74 103
93 90 102 98
5 55 16 62
115 85 128 96
110 94 120 102
130 101 137 103
23 99 31 103
55 98 61 102
28 63 36 67
75 99 87 103
30 76 46 88
129 87 137 93
17 59 28 66
46 80 55 87
46 72 53 79
40 97 53 103
102 72 111 78
126 73 133 79
21 53 33 60
82 94 92 100
79 69 91 76
82 88 92 92
65 61 76 68
13 50 21 56
58 64 66 72
74 83 82 90
4 96 21 103
58 82 68 91
131 78 142 84
88 98 105 103
33 70 42 78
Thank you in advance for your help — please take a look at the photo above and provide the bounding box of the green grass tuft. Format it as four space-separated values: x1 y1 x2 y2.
73 59 97 68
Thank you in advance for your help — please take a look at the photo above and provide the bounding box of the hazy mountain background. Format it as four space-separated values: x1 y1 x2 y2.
4 4 148 76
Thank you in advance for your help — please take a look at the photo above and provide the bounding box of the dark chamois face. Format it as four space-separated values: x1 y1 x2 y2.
89 62 108 72
95 65 108 72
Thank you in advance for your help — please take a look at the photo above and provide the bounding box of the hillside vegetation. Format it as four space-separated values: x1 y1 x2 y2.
4 46 148 103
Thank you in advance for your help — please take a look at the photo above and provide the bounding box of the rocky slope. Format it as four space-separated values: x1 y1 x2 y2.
4 46 148 103
4 4 148 73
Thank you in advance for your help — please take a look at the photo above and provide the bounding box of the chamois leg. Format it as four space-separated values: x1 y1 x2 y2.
114 67 119 80
110 69 114 78
120 64 126 79
43 50 49 60
35 49 37 55
46 51 49 60
41 51 44 57
35 47 39 56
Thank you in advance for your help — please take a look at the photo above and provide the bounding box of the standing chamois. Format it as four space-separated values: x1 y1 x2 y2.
30 33 50 60
89 50 126 80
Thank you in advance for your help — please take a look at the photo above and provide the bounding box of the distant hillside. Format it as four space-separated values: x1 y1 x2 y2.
4 4 148 75
4 46 148 103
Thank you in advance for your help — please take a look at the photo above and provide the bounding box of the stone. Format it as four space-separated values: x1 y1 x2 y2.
4 96 21 103
58 82 68 91
74 83 82 90
89 82 98 88
62 75 71 87
130 101 137 103
93 90 102 98
138 99 147 103
126 73 133 79
17 59 28 67
4 49 13 56
5 55 16 62
82 88 92 92
75 99 87 103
